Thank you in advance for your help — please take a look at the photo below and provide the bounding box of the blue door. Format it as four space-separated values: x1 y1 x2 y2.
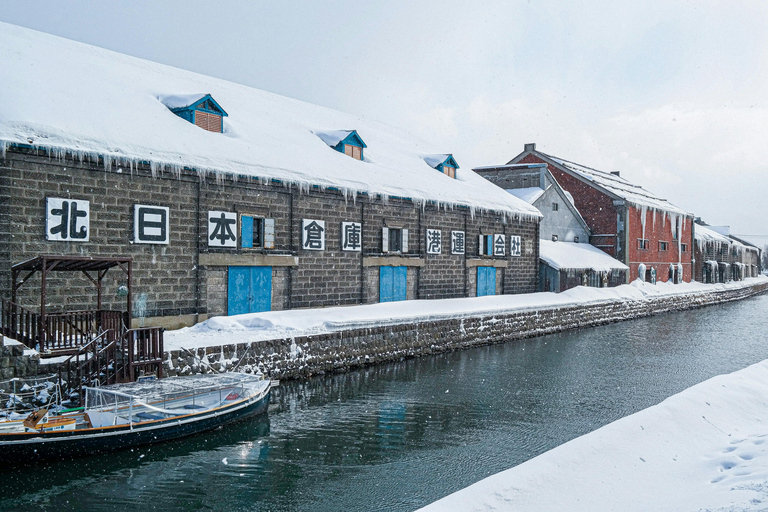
228 266 272 315
380 266 407 302
477 266 496 297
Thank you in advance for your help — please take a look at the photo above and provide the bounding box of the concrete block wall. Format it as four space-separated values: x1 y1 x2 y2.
165 280 768 381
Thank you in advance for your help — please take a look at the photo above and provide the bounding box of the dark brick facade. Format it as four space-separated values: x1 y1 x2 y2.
0 147 540 327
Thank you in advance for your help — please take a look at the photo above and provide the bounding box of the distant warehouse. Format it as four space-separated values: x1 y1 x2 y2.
0 23 541 329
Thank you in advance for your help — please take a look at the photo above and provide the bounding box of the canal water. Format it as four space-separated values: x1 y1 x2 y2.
1 294 767 511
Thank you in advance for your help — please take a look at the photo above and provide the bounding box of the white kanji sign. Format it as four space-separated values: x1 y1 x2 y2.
134 205 169 244
302 219 326 250
451 231 465 255
493 234 506 256
510 235 522 257
426 229 442 254
208 211 237 247
46 198 89 241
341 222 361 251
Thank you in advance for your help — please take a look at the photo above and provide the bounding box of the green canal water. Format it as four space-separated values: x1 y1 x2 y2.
1 294 767 511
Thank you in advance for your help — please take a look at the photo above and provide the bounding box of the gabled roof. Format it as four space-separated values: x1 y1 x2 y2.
539 240 628 272
507 187 545 204
423 154 459 170
508 146 690 217
694 223 732 245
0 22 540 220
315 129 367 148
161 93 228 116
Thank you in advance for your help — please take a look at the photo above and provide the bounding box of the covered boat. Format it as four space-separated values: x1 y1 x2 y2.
0 372 272 463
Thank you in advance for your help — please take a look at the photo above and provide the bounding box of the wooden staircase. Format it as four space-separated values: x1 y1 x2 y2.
1 297 164 406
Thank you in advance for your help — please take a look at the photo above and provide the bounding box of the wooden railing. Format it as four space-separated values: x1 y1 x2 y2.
125 327 164 381
58 326 164 405
0 298 127 355
0 299 39 348
58 330 117 405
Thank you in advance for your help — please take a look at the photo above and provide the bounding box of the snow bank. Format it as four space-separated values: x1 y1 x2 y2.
419 356 768 512
0 22 540 220
165 276 767 351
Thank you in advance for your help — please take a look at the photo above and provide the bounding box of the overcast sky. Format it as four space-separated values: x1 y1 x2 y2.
1 1 766 244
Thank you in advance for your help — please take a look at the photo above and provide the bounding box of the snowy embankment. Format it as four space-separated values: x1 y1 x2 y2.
418 357 768 512
165 276 767 351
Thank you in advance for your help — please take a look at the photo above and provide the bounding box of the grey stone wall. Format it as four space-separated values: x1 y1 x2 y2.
1 148 540 326
165 281 768 381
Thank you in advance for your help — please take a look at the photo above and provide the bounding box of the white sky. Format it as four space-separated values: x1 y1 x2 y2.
1 1 766 245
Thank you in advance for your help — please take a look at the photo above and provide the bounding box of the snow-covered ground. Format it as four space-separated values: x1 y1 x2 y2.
165 276 767 351
418 356 768 512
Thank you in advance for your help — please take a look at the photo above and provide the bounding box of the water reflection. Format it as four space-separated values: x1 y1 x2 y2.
0 294 766 511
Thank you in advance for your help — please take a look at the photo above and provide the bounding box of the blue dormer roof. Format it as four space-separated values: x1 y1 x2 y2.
316 130 367 160
423 154 460 171
316 129 367 149
162 93 228 117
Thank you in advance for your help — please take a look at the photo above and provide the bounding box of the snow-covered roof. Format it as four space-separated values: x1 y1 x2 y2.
314 129 362 148
0 23 540 220
507 187 545 204
695 224 732 245
539 152 690 217
539 240 629 272
160 93 210 110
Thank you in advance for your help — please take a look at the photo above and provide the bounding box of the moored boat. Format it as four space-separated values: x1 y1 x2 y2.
0 372 273 463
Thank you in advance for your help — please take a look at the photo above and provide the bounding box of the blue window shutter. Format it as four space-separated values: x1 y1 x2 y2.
486 235 493 256
241 216 253 248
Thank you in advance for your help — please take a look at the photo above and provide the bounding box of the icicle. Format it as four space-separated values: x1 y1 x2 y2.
0 140 6 159
640 204 648 241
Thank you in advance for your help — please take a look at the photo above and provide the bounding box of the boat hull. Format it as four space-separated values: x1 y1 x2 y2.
0 389 270 464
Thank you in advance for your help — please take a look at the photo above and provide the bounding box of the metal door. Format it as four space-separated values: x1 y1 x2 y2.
228 266 272 315
380 266 407 302
477 266 496 297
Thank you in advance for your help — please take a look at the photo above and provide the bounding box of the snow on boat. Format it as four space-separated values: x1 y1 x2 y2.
0 373 272 463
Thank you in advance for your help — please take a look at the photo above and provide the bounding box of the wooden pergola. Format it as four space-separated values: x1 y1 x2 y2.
10 255 132 353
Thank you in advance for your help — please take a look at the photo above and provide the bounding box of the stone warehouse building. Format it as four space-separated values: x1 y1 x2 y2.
486 144 694 283
0 23 541 329
693 223 762 283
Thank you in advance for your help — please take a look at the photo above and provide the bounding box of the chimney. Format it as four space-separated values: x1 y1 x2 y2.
610 171 620 177
524 143 536 152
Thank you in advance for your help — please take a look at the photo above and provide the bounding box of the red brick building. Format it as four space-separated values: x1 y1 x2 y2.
505 144 694 283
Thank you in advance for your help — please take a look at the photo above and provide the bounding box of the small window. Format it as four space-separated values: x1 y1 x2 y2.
241 216 275 249
345 144 362 160
443 165 456 178
637 239 649 250
659 241 669 251
478 234 494 256
681 243 688 253
552 203 559 211
382 227 408 253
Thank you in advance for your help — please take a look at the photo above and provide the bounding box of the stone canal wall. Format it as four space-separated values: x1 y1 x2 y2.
165 280 768 380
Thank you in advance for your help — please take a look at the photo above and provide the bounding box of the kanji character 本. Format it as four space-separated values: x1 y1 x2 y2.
303 219 326 250
342 222 361 251
451 231 465 254
208 211 237 246
426 229 442 254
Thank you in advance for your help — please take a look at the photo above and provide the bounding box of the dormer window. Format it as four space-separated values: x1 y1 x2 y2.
315 130 367 161
161 93 228 133
423 154 460 179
